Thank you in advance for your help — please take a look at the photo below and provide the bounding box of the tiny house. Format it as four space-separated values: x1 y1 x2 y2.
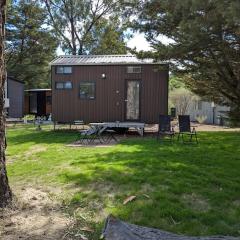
24 89 52 117
50 55 169 124
5 77 24 118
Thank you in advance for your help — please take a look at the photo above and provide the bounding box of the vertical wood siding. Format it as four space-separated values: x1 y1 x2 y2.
8 79 24 118
52 64 168 124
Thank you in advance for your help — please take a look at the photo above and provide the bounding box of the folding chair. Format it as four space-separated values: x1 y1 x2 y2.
101 129 118 143
157 115 175 142
177 115 198 144
78 127 103 145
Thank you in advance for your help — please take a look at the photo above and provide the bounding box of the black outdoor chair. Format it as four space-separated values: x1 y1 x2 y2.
157 115 175 142
177 115 198 144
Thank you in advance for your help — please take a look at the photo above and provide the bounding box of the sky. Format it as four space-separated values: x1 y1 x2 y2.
127 32 173 51
127 32 151 51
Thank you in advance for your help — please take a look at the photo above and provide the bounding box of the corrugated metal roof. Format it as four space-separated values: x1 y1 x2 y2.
50 54 163 66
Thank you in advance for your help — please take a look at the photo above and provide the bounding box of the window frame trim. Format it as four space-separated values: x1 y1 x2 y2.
79 81 96 100
55 65 73 75
55 81 73 90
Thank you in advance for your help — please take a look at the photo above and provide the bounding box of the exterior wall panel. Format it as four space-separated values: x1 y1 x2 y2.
52 64 168 124
8 78 24 118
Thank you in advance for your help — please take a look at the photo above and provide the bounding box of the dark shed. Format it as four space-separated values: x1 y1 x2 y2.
24 89 52 117
7 77 24 118
50 55 169 124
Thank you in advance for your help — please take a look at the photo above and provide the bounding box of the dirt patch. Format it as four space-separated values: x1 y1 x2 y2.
181 193 210 212
145 123 240 132
0 187 75 240
25 145 47 157
6 156 20 164
7 146 47 164
67 139 119 148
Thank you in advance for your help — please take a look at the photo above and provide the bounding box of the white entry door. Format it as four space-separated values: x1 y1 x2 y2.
125 80 141 121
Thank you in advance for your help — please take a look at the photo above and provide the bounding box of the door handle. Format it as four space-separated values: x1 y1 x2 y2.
124 99 128 102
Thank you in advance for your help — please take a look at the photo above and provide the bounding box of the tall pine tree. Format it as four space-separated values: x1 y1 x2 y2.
6 0 58 89
135 0 240 124
87 17 130 55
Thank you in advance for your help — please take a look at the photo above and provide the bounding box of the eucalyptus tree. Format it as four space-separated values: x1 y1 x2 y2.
6 0 58 88
43 0 133 55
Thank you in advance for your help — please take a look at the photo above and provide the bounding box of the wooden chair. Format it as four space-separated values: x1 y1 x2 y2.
157 115 175 142
177 115 198 144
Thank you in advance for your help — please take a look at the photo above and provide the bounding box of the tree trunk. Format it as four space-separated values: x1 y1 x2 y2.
102 215 239 240
0 0 12 208
70 17 77 55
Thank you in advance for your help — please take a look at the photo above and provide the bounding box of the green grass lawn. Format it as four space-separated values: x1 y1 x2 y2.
6 125 240 239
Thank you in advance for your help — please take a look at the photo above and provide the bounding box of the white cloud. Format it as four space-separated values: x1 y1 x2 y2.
127 32 151 51
126 32 174 51
57 46 65 55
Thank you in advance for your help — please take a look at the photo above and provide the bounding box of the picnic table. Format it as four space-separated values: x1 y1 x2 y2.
89 122 145 136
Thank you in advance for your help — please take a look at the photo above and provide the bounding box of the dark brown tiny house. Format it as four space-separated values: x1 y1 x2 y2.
24 89 52 117
50 55 169 124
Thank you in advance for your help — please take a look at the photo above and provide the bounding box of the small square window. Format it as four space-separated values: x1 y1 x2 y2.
56 66 63 74
127 66 141 73
65 81 72 89
56 82 64 89
80 82 95 99
64 67 72 74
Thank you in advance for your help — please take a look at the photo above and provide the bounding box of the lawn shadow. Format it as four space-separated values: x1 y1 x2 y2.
58 132 240 237
7 128 78 145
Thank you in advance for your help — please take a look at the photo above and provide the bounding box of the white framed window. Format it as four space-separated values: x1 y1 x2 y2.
56 66 72 74
127 66 142 74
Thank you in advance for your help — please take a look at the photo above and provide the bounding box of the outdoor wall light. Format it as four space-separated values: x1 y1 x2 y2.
101 73 106 79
